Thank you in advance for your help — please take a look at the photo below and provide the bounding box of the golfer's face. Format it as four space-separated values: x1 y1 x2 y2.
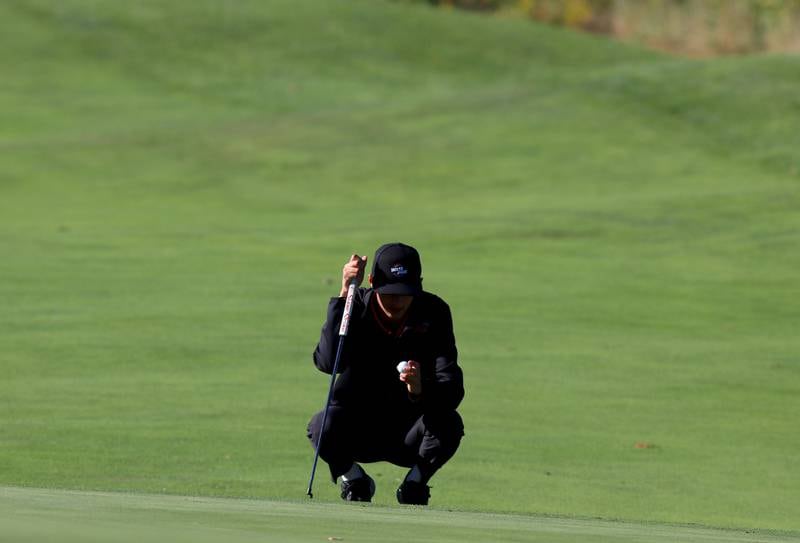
376 293 414 320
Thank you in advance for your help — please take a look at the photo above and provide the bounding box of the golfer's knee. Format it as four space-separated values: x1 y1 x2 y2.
307 406 350 449
425 410 464 442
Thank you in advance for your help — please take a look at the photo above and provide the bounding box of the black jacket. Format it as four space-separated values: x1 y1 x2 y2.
313 288 464 418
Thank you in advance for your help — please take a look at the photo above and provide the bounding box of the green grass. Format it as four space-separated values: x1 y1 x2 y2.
2 487 796 543
1 0 799 537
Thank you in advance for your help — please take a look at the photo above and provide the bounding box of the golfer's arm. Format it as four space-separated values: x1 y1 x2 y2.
312 297 348 374
429 355 464 410
425 306 464 410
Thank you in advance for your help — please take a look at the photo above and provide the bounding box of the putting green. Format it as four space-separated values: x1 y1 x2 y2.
1 487 795 543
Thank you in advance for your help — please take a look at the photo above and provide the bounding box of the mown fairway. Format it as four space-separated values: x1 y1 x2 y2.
1 487 797 543
1 0 799 538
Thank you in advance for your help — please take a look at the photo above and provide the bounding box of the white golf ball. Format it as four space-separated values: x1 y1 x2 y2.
396 361 409 374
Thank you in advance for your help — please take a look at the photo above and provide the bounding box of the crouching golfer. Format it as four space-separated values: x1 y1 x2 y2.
307 243 464 505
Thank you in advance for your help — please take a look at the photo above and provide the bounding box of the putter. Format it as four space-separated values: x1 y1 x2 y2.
306 281 357 499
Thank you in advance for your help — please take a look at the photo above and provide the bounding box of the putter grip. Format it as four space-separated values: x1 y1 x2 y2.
338 282 357 336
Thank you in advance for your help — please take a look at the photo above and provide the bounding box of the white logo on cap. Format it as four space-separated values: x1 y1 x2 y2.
390 264 408 277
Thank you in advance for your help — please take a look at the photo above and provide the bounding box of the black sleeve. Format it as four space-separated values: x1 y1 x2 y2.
312 290 363 374
423 303 464 412
312 297 344 374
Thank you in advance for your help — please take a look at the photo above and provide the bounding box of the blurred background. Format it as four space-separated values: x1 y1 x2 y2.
406 0 800 55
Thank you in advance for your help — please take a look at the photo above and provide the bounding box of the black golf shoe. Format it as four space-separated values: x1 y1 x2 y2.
340 474 376 502
396 480 430 505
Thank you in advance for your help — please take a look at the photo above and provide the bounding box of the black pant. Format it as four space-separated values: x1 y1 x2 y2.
307 405 464 483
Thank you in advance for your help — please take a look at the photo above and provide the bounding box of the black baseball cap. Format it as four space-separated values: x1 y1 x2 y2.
371 243 422 295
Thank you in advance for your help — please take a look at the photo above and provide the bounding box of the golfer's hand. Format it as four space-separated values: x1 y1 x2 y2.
340 254 367 297
400 360 422 398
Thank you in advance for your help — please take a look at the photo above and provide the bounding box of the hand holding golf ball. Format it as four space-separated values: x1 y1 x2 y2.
397 360 422 396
